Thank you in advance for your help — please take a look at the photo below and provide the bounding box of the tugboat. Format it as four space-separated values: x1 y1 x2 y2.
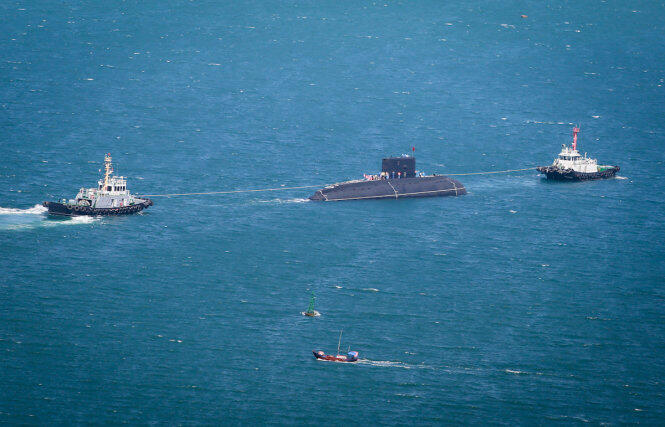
43 154 153 216
309 154 466 201
313 330 359 363
537 127 619 181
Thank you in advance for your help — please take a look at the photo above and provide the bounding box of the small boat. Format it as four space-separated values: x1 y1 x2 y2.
302 292 320 317
313 350 359 362
313 330 358 363
537 127 619 181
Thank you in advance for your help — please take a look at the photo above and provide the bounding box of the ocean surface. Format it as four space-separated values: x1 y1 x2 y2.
1 0 664 424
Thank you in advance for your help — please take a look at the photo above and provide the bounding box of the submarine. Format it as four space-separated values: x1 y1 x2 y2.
309 156 466 201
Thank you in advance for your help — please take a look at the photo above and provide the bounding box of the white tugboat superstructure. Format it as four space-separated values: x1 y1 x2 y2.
43 154 153 216
537 127 619 181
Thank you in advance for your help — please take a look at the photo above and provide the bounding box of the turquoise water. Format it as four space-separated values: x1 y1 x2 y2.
2 0 664 423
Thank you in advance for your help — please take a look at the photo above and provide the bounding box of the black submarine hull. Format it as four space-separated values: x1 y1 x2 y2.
42 200 153 216
309 176 466 201
536 166 619 181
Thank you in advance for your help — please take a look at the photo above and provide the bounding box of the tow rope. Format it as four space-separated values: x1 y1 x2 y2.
140 168 536 198
140 185 321 198
446 167 537 176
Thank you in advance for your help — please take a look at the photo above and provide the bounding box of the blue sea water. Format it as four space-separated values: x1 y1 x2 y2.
1 0 664 423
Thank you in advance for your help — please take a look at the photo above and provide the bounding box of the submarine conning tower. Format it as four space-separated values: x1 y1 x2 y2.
382 156 416 178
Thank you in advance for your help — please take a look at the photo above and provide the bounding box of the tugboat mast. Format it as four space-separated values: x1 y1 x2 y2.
572 126 580 152
103 153 113 191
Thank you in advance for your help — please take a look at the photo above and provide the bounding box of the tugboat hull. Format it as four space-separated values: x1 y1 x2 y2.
536 166 619 181
310 176 466 201
42 199 153 216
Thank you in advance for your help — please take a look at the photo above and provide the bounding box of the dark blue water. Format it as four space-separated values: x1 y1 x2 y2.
2 0 664 423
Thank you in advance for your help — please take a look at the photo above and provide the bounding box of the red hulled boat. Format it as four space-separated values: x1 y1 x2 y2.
312 330 358 363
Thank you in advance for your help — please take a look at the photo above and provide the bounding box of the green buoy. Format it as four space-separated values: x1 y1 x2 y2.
302 292 320 317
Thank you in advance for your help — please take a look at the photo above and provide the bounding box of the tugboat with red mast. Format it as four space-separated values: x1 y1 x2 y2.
43 154 153 216
537 127 619 181
313 330 359 363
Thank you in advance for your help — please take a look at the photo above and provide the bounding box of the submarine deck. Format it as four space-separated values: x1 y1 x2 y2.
310 175 466 201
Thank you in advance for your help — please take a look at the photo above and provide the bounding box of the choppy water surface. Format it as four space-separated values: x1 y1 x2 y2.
1 0 664 424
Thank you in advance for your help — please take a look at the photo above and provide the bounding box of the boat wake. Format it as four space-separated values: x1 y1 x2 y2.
525 120 574 126
59 216 99 225
257 197 309 204
0 209 100 231
503 368 544 376
0 204 47 215
615 176 628 180
356 359 427 369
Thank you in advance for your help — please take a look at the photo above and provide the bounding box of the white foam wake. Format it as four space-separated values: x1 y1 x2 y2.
64 216 99 225
3 216 101 231
0 210 101 231
257 198 309 204
356 359 427 369
0 204 47 215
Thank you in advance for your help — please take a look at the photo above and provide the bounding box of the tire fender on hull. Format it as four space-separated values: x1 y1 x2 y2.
42 200 153 216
